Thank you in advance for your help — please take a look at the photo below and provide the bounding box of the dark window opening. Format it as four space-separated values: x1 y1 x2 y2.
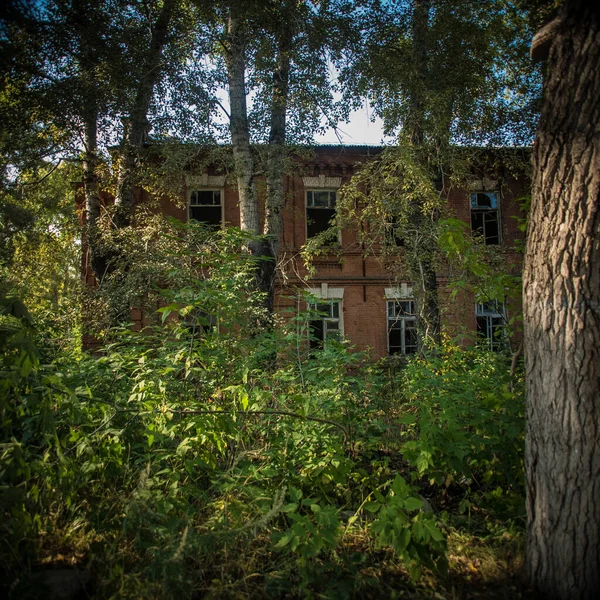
385 218 405 246
476 301 505 351
309 301 341 350
189 190 222 228
306 190 337 240
387 300 418 355
471 192 500 245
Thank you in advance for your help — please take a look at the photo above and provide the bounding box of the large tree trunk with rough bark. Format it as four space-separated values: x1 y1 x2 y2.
114 0 176 228
523 2 600 598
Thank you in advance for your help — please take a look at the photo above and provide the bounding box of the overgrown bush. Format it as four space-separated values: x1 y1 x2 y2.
1 223 526 599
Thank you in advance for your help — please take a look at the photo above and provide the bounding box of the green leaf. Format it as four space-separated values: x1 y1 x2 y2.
403 497 424 511
425 522 444 542
363 501 381 513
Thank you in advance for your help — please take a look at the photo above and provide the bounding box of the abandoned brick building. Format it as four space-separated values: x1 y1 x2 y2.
82 145 528 359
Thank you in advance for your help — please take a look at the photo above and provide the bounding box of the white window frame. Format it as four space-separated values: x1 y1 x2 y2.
385 286 417 356
308 300 343 348
476 300 506 351
387 299 418 355
470 191 501 245
307 284 344 349
188 188 224 227
305 189 341 243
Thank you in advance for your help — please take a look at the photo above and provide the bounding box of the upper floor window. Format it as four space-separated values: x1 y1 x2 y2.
309 300 342 350
189 190 222 228
471 192 500 245
476 301 505 351
306 190 337 240
388 300 418 355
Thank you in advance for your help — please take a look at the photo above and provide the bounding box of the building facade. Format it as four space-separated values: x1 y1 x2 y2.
83 145 529 358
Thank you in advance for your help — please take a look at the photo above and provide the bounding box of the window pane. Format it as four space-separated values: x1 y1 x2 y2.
190 206 222 228
405 326 418 353
389 327 402 354
471 211 485 237
309 319 324 349
191 190 220 206
471 192 498 209
398 301 415 316
308 190 335 208
307 208 336 239
315 302 331 315
483 212 499 244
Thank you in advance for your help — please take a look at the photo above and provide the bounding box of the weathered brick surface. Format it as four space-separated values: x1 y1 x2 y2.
81 146 529 357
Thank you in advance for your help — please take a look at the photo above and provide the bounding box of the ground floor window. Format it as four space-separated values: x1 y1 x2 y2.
309 300 342 349
189 189 222 228
387 300 417 355
476 301 505 350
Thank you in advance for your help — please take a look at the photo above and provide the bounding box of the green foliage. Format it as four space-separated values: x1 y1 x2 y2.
0 224 527 597
368 475 447 581
397 345 525 494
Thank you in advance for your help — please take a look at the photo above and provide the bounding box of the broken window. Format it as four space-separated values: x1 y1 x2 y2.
476 301 505 351
189 190 222 228
306 190 337 240
309 300 342 350
471 192 500 245
387 300 418 355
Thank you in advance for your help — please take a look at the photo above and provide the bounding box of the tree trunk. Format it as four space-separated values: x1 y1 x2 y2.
523 2 600 598
408 0 441 350
226 12 260 249
261 15 293 313
82 106 106 283
408 0 429 146
114 0 177 228
75 0 105 283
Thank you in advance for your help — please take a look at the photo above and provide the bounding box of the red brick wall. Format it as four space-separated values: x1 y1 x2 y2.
81 146 529 357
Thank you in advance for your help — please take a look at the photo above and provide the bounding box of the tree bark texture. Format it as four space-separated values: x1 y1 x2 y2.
226 12 260 245
261 13 293 312
407 0 441 350
408 0 429 146
82 108 107 283
75 0 105 283
114 0 177 227
524 2 600 598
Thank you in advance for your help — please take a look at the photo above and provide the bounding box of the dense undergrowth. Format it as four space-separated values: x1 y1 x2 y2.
1 225 528 599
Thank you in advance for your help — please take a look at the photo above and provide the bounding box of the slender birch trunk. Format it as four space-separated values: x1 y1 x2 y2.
225 12 260 251
408 0 441 351
261 16 293 312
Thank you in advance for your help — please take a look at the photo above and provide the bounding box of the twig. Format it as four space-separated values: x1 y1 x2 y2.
172 408 348 443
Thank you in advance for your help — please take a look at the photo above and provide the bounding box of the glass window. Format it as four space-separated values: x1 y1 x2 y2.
476 301 506 351
306 190 337 240
189 190 222 228
309 300 342 350
471 192 500 245
387 300 418 355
